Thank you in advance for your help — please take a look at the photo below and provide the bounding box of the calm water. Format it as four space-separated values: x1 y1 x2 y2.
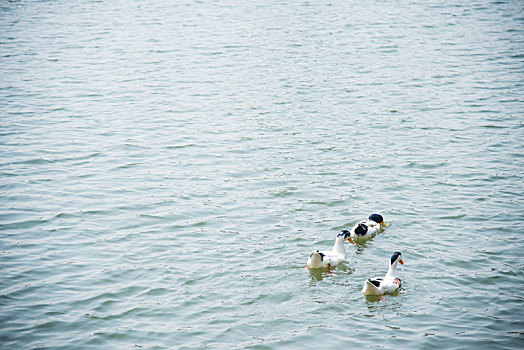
1 0 523 349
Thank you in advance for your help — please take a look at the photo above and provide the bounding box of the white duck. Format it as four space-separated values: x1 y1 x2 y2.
362 251 404 296
306 230 354 270
350 213 386 239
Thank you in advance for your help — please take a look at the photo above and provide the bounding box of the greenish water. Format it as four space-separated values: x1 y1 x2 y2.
1 0 523 349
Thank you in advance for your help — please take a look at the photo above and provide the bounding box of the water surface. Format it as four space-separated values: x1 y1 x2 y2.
1 0 523 349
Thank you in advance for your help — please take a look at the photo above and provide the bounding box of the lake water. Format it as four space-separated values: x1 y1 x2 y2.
1 0 523 348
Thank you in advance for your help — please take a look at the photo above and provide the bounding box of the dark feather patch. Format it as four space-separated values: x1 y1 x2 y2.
355 223 368 236
368 279 381 288
316 250 325 261
391 252 402 265
338 230 351 238
369 213 384 224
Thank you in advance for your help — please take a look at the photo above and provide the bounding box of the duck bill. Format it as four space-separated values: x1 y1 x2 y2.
348 237 354 245
399 259 404 265
380 221 386 227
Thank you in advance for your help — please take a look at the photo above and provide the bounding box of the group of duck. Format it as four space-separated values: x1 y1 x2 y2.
305 214 404 296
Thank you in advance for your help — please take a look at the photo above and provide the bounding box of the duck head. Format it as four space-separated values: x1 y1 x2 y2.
369 213 385 227
390 251 404 266
337 230 354 244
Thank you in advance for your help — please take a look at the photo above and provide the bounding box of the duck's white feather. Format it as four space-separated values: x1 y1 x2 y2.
306 234 349 269
350 214 385 239
350 220 381 239
363 276 401 295
362 252 403 296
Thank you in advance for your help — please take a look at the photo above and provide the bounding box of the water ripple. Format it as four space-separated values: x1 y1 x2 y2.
1 0 523 349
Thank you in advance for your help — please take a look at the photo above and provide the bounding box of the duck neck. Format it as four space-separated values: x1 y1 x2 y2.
332 237 347 257
386 261 398 277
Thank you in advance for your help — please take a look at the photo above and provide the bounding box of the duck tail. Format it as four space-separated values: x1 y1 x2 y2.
306 250 325 269
362 279 381 296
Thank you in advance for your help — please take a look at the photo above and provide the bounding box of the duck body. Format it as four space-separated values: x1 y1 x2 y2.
306 230 353 269
350 213 385 239
362 251 404 296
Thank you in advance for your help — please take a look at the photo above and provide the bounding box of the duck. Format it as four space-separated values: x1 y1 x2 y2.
350 213 386 239
362 251 404 295
306 230 354 270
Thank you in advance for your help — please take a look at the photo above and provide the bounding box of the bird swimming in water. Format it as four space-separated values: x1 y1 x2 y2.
306 230 354 270
350 213 386 240
362 251 404 296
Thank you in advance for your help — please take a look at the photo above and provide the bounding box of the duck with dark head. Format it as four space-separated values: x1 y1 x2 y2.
350 213 386 240
362 251 404 296
306 230 354 270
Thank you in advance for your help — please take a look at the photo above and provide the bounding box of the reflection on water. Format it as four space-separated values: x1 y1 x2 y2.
353 239 373 254
363 292 404 324
308 268 330 284
308 264 354 284
365 294 387 303
364 290 401 304
351 225 390 254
